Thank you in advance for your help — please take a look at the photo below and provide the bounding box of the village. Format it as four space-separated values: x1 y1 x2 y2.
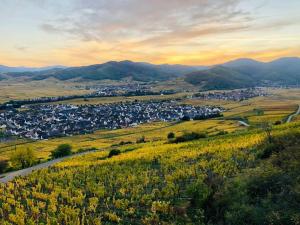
193 88 267 101
0 83 174 110
0 101 223 140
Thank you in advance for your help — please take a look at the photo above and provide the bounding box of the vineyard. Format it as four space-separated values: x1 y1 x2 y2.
1 122 299 224
0 119 242 161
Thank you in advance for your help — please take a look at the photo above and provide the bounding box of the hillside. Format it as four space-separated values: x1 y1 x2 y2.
185 57 300 90
2 57 300 86
223 57 300 84
0 122 299 224
4 61 204 82
184 66 255 90
0 65 66 73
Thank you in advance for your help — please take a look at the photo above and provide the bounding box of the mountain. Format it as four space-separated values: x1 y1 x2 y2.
224 57 300 83
2 57 300 86
222 58 263 67
0 65 66 73
184 66 255 90
4 60 206 82
184 57 300 90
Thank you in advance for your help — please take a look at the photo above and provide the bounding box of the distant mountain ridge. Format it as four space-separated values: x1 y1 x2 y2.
2 60 207 82
0 65 66 73
184 57 300 89
1 57 300 89
184 66 255 90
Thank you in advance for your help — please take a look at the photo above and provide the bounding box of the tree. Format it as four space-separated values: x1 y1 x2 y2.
261 122 273 143
10 148 36 169
171 132 207 143
181 116 190 121
274 121 281 125
136 136 146 143
108 149 121 158
51 144 72 159
167 132 175 140
0 160 8 173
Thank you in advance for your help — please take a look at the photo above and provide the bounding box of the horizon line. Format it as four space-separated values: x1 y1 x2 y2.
1 56 300 68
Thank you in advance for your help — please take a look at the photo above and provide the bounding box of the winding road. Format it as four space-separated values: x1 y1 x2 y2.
0 150 97 183
287 104 300 123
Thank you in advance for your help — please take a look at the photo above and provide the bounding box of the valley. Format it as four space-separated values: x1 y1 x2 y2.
0 64 300 225
1 1 300 224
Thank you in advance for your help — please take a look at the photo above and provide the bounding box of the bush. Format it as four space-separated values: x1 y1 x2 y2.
257 130 300 159
0 160 8 173
117 141 133 146
194 112 222 120
259 143 279 159
51 144 72 159
171 132 207 143
77 147 97 153
274 120 282 125
108 149 121 158
136 136 146 143
215 130 228 136
167 132 175 140
10 148 37 169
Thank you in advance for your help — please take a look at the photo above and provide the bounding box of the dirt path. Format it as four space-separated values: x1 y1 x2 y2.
287 104 300 123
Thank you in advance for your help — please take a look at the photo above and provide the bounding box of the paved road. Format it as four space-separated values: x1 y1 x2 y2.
287 104 300 123
0 150 97 183
238 120 250 127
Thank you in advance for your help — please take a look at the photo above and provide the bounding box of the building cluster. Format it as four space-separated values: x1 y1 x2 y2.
0 101 223 140
82 83 175 97
193 88 267 101
0 84 175 110
77 83 147 93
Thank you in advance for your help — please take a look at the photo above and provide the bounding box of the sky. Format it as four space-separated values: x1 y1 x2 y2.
0 0 300 67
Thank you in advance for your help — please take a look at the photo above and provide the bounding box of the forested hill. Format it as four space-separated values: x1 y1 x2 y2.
2 57 300 87
2 61 205 82
184 66 255 90
184 57 300 90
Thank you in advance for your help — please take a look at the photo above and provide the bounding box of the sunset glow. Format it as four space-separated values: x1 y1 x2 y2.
0 0 300 66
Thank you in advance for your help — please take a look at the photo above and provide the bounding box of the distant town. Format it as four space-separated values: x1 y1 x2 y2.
0 101 223 140
193 88 268 101
0 83 175 110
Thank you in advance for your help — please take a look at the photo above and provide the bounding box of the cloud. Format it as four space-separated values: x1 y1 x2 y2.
15 45 28 52
1 0 300 66
40 0 250 44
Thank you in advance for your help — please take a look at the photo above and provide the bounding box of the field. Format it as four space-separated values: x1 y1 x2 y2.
47 92 189 105
0 119 242 161
183 88 300 126
0 79 92 103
